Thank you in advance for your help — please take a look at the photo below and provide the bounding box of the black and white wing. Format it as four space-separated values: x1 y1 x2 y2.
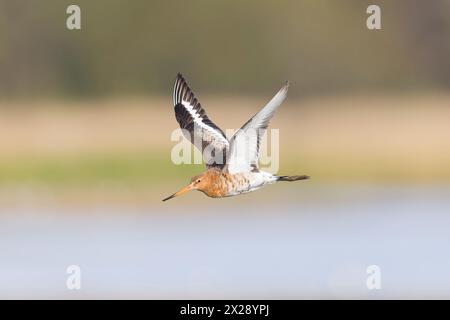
173 73 229 168
225 82 289 174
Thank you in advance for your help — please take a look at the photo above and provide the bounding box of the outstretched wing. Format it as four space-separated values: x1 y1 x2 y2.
173 73 229 168
225 82 289 174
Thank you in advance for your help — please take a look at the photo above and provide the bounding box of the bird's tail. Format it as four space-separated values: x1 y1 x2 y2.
276 175 310 182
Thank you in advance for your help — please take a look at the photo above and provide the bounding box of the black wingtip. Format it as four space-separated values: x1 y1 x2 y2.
281 81 290 92
174 73 188 106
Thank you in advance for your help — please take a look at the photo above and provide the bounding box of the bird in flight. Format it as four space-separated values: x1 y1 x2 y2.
162 73 309 201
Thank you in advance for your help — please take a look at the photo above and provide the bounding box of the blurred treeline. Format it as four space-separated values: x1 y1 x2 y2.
0 0 449 99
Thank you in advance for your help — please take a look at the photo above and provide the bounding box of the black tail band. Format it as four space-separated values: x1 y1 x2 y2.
277 175 310 182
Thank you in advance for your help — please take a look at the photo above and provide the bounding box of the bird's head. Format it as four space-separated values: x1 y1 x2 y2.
162 172 209 201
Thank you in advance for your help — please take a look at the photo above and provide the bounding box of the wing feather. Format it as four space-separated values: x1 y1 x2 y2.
173 74 229 168
225 82 289 174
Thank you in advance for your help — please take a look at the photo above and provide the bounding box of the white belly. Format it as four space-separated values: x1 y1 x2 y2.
229 171 277 196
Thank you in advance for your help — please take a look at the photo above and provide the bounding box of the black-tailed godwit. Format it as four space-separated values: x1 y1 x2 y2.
162 74 309 201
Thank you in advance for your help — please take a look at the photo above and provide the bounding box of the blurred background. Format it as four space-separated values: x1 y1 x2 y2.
1 0 450 298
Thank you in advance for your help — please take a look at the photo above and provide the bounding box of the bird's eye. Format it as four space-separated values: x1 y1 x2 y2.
196 179 201 183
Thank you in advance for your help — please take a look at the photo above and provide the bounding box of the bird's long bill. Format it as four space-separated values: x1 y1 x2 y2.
162 183 194 201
